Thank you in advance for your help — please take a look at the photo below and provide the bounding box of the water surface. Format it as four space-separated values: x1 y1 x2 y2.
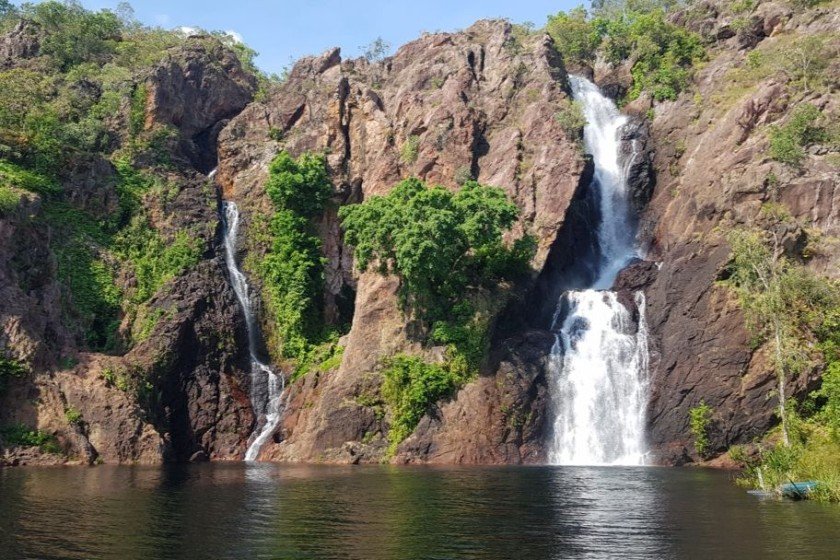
1 464 838 559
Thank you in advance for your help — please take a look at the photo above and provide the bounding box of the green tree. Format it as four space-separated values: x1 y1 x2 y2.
23 1 122 70
689 400 714 457
339 178 528 325
265 151 332 217
360 37 390 63
259 151 333 359
725 209 838 445
546 6 602 66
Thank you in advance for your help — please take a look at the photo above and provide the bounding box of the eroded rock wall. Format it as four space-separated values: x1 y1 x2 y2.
218 20 588 463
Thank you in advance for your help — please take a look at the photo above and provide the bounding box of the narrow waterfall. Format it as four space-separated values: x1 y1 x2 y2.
221 200 284 461
547 76 649 466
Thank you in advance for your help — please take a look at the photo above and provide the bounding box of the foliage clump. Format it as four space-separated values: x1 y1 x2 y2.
381 354 470 455
689 400 713 457
339 178 532 345
546 6 602 67
768 104 828 167
0 423 61 454
545 1 705 102
555 98 587 141
258 151 333 361
0 355 27 395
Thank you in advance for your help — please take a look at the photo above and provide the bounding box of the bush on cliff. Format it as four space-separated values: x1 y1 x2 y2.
545 2 704 102
724 206 840 501
340 178 534 448
768 104 827 167
259 151 334 361
545 6 601 67
381 354 470 455
340 178 532 360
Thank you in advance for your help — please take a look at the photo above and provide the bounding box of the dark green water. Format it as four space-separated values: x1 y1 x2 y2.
1 464 838 559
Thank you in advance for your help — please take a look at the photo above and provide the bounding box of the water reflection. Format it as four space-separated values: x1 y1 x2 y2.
1 464 838 559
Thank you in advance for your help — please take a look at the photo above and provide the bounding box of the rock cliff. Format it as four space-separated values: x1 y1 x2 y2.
2 1 837 467
218 20 588 463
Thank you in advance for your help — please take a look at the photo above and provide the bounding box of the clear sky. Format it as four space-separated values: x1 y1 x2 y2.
50 0 582 74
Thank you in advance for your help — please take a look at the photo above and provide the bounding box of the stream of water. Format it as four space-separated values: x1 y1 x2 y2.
221 200 283 461
547 76 649 466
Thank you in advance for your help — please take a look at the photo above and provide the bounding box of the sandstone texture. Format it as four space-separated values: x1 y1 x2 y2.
3 2 838 468
1 35 256 465
218 20 588 463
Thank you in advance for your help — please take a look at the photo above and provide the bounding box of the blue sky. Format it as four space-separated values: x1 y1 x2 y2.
44 0 581 74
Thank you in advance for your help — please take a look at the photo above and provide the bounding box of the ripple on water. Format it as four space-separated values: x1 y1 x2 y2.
1 464 839 560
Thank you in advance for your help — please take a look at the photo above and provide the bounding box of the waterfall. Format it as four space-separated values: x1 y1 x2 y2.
546 76 649 466
221 200 284 462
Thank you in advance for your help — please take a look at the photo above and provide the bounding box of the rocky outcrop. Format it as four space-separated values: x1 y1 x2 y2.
145 37 258 172
397 330 554 464
1 37 256 465
218 20 588 463
0 20 40 68
637 1 839 463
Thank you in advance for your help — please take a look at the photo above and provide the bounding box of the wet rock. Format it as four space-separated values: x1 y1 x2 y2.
618 117 655 214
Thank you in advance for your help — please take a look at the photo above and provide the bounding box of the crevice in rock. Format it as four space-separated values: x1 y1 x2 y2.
496 156 598 339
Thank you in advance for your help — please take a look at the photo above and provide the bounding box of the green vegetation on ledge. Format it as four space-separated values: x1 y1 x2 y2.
381 354 471 455
688 400 713 458
0 423 61 454
257 151 338 365
546 1 705 102
340 177 534 449
724 205 840 502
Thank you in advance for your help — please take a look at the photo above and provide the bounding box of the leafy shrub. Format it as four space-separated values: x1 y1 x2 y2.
113 217 202 304
400 135 420 165
64 406 83 426
0 423 61 453
259 151 333 360
0 161 60 196
381 354 469 453
555 99 587 141
769 104 825 166
814 362 840 440
340 178 531 332
292 335 344 381
45 203 122 350
546 6 602 66
0 355 27 395
0 185 22 215
265 151 332 218
689 400 713 457
128 84 147 137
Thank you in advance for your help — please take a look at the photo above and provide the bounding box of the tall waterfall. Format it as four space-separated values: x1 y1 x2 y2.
547 76 649 466
221 200 284 462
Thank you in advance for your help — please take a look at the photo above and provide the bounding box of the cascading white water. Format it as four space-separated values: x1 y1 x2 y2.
547 76 649 466
221 200 284 462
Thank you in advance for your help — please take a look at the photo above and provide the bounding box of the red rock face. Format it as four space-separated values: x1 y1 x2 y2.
218 20 588 463
635 1 840 464
0 36 257 466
